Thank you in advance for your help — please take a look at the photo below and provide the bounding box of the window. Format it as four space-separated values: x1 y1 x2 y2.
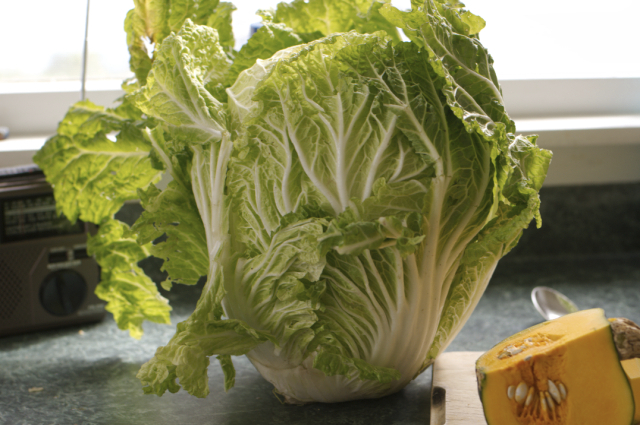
0 0 285 87
0 0 131 84
1 0 639 184
461 0 640 80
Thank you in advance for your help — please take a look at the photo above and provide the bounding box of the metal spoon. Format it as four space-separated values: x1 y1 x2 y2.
531 286 579 320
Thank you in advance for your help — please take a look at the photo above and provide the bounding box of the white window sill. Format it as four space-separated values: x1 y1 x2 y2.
518 115 640 149
517 115 640 186
0 80 123 94
0 81 126 136
0 136 49 152
2 114 639 187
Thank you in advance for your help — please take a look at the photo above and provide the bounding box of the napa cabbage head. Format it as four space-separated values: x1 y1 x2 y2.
33 0 551 403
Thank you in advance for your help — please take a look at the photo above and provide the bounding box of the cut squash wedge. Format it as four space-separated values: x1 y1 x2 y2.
476 308 639 425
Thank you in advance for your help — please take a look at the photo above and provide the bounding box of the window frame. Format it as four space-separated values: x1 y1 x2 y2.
1 77 639 186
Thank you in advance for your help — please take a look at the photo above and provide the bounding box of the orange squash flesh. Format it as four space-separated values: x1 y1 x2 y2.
622 358 640 424
476 309 635 425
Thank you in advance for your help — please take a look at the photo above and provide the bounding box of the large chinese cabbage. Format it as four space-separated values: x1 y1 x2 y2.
34 0 551 403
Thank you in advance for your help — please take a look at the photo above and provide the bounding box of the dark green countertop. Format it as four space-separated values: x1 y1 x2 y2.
1 253 639 425
2 182 640 425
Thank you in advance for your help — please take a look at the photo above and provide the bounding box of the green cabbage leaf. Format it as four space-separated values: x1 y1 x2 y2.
34 0 551 403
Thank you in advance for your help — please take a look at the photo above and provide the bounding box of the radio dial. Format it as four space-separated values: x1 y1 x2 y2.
39 270 87 317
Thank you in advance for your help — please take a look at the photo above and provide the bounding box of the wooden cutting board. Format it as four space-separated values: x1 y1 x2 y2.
430 351 487 425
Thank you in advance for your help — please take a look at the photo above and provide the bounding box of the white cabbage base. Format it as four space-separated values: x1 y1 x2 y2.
245 260 499 403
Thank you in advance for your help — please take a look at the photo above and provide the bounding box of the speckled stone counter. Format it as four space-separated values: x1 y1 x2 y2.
1 183 639 425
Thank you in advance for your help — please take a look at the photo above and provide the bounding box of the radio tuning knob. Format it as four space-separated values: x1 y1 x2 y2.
39 270 87 317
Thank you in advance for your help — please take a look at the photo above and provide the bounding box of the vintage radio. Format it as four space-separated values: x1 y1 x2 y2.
0 164 105 337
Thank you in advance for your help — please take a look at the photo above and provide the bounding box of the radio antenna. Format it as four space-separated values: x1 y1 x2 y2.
81 0 90 101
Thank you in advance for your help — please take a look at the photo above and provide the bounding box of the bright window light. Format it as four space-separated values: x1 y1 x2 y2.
1 0 638 84
463 0 640 80
0 0 131 83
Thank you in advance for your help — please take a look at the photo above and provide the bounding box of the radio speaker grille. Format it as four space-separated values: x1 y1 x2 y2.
0 258 24 320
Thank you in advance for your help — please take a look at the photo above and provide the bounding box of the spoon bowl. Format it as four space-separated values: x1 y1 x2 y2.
531 286 579 320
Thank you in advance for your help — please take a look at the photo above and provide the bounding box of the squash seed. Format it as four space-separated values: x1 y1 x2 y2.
507 385 515 399
515 382 528 404
547 380 562 404
545 391 555 411
508 346 523 355
525 387 535 406
540 391 548 412
558 382 567 400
